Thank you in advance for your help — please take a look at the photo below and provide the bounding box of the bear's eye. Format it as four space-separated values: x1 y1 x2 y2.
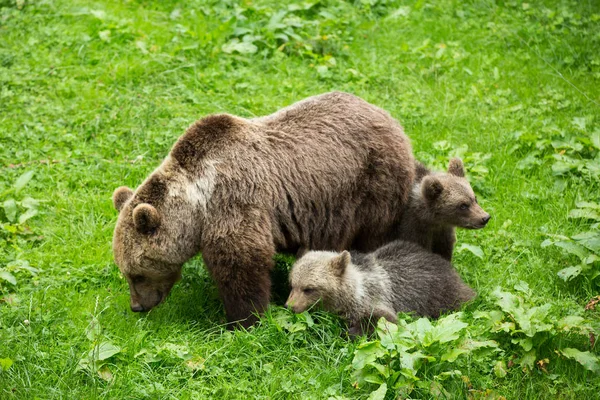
459 203 469 210
303 288 315 295
131 275 145 284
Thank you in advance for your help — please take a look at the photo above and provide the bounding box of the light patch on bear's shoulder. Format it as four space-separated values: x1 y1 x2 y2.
345 263 366 302
182 160 219 212
411 183 422 200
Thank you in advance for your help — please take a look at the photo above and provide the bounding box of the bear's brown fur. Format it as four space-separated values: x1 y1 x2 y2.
112 92 415 328
286 240 476 336
397 158 490 261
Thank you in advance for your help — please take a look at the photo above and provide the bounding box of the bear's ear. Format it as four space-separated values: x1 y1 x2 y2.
448 158 465 177
422 176 444 202
133 203 161 234
330 250 351 277
113 186 134 211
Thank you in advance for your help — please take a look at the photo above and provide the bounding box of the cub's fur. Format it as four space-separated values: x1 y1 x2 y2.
397 158 490 261
286 240 476 335
112 92 415 328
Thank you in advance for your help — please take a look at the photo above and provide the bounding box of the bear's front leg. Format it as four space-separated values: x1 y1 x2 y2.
202 215 275 329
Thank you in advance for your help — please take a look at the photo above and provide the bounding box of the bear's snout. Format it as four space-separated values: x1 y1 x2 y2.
131 303 145 312
481 214 491 225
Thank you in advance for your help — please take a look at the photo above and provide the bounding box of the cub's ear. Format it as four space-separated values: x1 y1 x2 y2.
133 203 161 233
113 186 134 211
448 158 465 177
422 176 444 202
330 250 351 277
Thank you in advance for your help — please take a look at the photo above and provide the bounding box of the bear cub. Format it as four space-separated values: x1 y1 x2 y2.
398 158 491 261
285 240 476 336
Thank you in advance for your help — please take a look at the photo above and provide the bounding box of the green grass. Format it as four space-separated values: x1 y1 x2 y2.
1 0 599 398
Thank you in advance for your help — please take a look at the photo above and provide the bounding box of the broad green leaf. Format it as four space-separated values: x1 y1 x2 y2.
585 255 600 264
573 232 600 253
363 372 385 385
352 342 387 370
519 349 536 370
457 244 484 259
423 313 468 346
8 259 38 275
287 321 306 332
590 130 600 149
492 321 516 333
97 365 114 381
399 350 434 372
552 160 574 175
301 311 314 327
85 316 102 341
560 348 600 372
0 271 17 285
460 339 499 351
367 383 387 400
520 304 553 336
557 316 590 333
13 171 34 193
18 208 38 224
432 140 450 151
569 209 600 221
493 360 507 378
161 343 192 360
0 358 13 372
222 40 257 54
90 342 121 361
553 241 589 260
572 117 586 131
99 30 111 42
557 265 582 281
410 317 433 343
575 201 600 210
370 362 390 379
3 199 17 222
20 197 40 210
377 319 415 352
513 337 533 351
492 288 521 315
514 281 530 294
441 348 467 362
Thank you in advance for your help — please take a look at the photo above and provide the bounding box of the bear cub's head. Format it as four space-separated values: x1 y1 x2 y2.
420 158 491 229
285 250 351 314
112 176 202 313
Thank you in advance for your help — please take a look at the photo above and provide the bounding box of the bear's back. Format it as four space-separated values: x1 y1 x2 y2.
374 241 475 317
171 92 415 254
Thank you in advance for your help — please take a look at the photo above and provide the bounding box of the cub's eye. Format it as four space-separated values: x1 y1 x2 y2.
303 288 315 294
459 204 469 210
131 275 145 284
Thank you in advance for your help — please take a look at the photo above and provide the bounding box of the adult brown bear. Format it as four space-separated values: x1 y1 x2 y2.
112 92 415 328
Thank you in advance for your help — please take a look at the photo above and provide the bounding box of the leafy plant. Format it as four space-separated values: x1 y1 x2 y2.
542 201 600 283
0 171 42 292
78 312 122 382
351 313 499 397
220 1 354 63
475 283 598 373
511 119 600 183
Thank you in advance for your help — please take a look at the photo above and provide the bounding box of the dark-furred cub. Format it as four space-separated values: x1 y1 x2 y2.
398 158 491 261
285 240 475 335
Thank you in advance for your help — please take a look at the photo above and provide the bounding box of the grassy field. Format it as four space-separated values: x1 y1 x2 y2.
1 0 600 398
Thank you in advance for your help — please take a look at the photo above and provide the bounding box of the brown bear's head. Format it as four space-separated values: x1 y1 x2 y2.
285 250 352 314
421 158 491 229
112 166 203 313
